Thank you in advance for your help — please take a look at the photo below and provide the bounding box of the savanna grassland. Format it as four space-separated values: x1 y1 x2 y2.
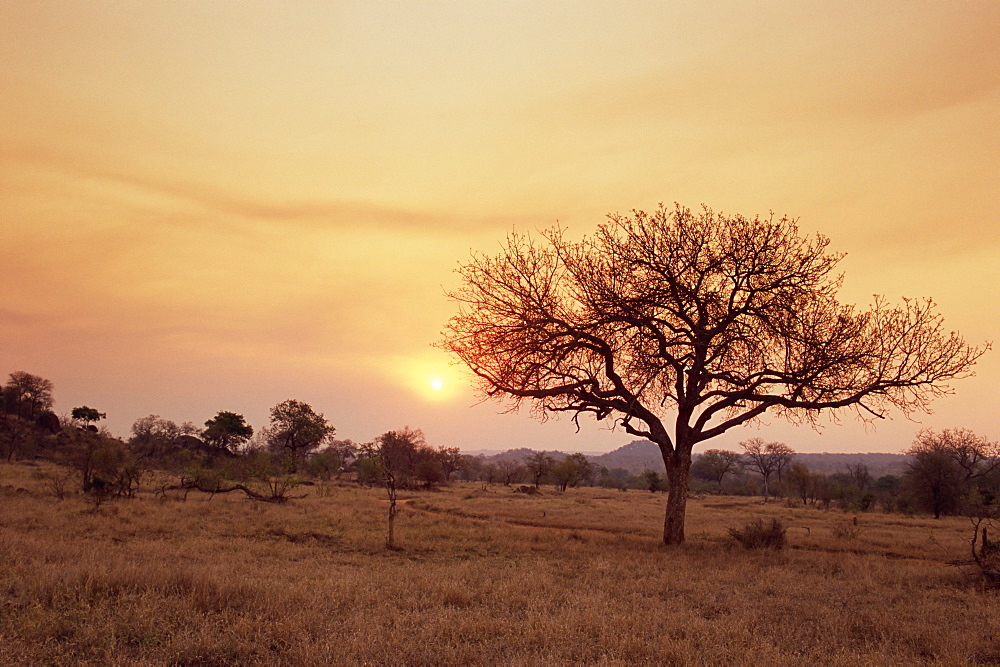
2 461 998 665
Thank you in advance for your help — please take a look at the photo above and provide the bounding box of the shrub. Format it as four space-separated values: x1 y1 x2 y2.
728 517 787 550
832 519 861 540
33 467 75 500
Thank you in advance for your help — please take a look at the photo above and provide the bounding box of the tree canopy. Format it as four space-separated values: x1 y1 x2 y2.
203 411 254 454
72 406 106 427
740 439 795 502
905 428 1000 518
441 203 985 544
3 371 54 421
265 399 335 468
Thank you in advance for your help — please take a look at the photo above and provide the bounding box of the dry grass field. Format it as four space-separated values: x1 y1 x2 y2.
2 460 998 665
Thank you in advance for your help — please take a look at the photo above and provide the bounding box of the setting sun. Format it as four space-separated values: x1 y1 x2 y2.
0 1 995 454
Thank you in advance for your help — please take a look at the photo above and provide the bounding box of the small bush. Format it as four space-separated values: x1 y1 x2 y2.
32 468 75 500
832 519 861 540
728 517 787 550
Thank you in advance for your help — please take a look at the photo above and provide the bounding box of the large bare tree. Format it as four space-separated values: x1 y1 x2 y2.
440 204 985 544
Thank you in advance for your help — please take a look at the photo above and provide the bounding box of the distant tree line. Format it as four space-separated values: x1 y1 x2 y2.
0 370 466 507
684 432 1000 519
1 370 997 522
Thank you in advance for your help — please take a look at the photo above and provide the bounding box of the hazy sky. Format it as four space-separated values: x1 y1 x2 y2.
2 1 997 454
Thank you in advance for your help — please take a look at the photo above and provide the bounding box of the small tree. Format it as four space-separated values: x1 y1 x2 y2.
785 462 814 505
264 400 334 471
129 415 182 458
203 411 254 454
308 439 357 482
437 446 463 482
238 450 301 502
551 453 593 491
691 449 743 493
71 406 106 429
905 429 998 518
415 455 445 489
456 454 484 482
642 469 665 493
480 462 499 487
364 428 427 549
497 459 524 486
847 462 872 492
873 474 901 513
741 439 794 502
63 428 145 499
0 416 34 462
525 451 555 488
4 371 54 421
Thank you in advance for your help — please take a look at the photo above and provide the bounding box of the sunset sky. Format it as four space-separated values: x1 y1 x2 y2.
2 1 997 455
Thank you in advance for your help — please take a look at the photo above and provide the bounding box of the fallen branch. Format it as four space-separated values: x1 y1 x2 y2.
157 481 303 503
970 519 1000 584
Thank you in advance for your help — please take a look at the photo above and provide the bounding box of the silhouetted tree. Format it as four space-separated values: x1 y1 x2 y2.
308 439 357 481
264 400 334 471
363 428 428 548
933 428 1000 484
457 454 485 483
72 406 106 429
129 415 182 458
691 449 743 493
785 462 813 505
437 446 463 482
873 474 901 513
525 451 555 488
905 429 999 518
741 439 794 502
498 459 525 486
479 461 499 486
642 469 665 493
0 416 34 462
62 427 145 498
847 462 872 492
551 453 593 491
905 441 963 518
597 466 634 490
4 371 54 421
203 411 254 454
441 204 984 543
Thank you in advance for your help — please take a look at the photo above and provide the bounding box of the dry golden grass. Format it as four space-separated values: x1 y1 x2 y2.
2 461 999 665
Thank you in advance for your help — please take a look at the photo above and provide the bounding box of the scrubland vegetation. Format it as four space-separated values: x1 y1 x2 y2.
3 459 1000 665
3 370 999 663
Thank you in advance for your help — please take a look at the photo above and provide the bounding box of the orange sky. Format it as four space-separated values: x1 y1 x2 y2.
2 1 997 454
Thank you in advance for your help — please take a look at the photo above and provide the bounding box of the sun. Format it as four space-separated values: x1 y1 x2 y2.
392 353 460 401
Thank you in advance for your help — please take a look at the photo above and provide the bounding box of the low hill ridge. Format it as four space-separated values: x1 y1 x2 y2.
470 440 909 477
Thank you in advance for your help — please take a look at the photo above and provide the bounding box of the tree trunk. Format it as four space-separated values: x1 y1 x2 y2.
385 479 398 548
387 498 396 548
663 452 692 545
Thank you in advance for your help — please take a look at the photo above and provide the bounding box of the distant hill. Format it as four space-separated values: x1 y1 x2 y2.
466 441 666 474
469 440 909 478
792 453 909 478
467 448 578 463
589 441 664 474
